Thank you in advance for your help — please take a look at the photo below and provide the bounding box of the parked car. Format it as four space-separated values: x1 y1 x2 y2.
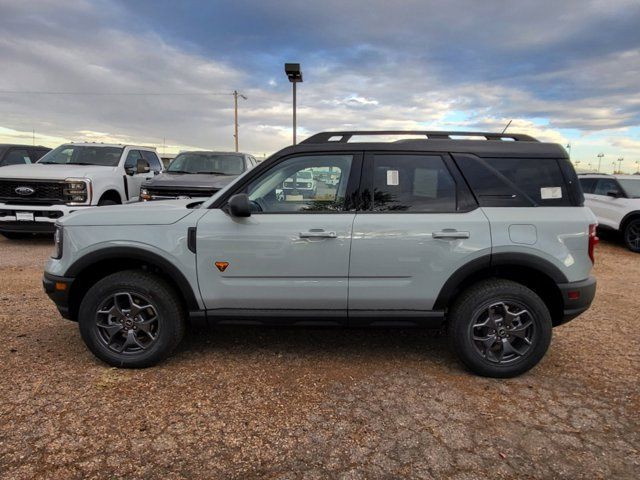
0 144 51 166
0 143 162 238
43 130 596 377
139 151 258 201
281 169 317 199
579 173 640 252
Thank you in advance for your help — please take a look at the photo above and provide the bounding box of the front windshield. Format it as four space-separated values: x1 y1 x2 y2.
38 145 123 166
619 179 640 198
168 153 245 175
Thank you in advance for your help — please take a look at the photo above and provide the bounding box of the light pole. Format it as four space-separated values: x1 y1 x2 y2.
636 160 640 174
233 90 247 152
617 157 624 174
566 143 571 159
284 63 303 145
597 153 604 173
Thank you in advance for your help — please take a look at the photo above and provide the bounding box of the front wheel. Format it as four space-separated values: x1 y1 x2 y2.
78 270 185 368
623 219 640 252
448 279 552 378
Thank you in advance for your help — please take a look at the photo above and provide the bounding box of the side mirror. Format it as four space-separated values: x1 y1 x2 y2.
125 166 135 176
606 190 622 198
227 193 251 217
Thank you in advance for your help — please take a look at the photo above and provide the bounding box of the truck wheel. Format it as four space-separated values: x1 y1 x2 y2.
78 270 186 368
623 219 640 252
448 279 552 378
98 199 118 206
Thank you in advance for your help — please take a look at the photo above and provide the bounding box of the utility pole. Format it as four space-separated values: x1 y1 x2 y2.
233 90 247 152
597 153 604 173
284 63 303 145
32 128 35 146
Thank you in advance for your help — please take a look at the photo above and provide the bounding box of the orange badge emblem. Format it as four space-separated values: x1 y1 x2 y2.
215 261 229 272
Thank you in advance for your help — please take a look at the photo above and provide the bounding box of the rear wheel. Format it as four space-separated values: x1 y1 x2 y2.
448 279 552 378
78 270 185 368
623 219 640 252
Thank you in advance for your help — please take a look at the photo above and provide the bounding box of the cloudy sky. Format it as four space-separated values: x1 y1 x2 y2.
1 0 639 172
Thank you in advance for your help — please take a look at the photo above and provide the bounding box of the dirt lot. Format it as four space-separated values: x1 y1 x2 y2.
0 234 638 479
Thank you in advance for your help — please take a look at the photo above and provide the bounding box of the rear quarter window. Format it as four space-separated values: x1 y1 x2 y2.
455 155 573 207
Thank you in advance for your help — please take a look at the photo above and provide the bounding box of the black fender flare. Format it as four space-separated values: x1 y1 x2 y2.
433 252 567 310
65 246 200 310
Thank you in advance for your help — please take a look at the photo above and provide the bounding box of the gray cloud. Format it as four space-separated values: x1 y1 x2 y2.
0 0 638 157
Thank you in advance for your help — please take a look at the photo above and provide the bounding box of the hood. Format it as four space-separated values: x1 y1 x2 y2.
60 199 200 226
0 163 118 180
143 172 238 190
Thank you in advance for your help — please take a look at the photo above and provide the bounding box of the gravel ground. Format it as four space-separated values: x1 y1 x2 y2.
0 233 638 479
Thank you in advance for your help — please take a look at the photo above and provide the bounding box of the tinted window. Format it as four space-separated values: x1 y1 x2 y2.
579 178 597 194
456 156 571 206
594 178 621 196
618 179 640 198
124 150 143 169
141 150 162 172
244 154 353 213
372 155 456 212
38 145 123 166
32 149 50 161
168 153 245 175
3 149 32 165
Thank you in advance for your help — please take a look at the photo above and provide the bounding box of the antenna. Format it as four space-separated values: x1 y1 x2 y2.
501 120 513 134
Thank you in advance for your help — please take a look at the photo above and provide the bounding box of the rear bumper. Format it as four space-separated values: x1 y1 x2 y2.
43 272 74 320
557 276 597 325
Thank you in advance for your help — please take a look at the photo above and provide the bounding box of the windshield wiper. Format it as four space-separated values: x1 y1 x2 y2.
167 170 190 174
194 171 230 175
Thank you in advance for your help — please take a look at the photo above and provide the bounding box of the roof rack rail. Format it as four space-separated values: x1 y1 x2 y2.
300 130 539 144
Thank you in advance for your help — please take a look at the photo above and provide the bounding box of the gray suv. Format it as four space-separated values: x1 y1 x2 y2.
43 131 597 377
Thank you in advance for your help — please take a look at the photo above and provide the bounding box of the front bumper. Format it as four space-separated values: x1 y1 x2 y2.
43 272 74 320
557 276 597 325
0 203 89 233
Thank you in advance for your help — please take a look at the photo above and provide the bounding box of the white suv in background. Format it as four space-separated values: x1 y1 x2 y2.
579 174 640 252
0 143 163 239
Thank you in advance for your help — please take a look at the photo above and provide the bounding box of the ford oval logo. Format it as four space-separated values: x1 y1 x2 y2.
15 186 35 196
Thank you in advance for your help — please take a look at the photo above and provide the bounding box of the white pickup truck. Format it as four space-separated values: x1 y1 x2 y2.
0 143 163 239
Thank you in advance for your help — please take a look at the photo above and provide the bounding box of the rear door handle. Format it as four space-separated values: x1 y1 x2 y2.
432 230 470 239
299 230 337 239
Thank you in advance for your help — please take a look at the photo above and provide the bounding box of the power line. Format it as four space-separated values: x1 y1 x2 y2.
0 90 234 96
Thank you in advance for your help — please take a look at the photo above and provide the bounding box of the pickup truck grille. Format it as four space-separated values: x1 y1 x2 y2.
0 179 65 204
146 187 219 199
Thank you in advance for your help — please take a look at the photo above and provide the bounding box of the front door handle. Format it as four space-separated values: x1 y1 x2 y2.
432 230 470 239
299 230 337 239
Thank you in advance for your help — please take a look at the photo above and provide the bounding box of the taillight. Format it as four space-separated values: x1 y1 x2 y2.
588 224 598 264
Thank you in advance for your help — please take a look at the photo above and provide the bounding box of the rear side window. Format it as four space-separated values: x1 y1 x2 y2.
455 155 572 206
372 154 456 212
579 178 597 194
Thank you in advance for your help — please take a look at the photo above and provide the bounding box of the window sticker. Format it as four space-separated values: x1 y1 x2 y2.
386 169 399 186
540 187 562 199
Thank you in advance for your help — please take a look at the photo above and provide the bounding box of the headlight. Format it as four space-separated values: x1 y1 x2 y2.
52 225 63 259
64 178 91 205
140 187 152 201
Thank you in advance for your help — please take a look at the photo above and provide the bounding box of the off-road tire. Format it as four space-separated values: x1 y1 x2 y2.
448 278 553 378
78 270 186 368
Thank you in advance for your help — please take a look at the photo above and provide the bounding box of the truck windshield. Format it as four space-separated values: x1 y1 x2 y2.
619 179 640 198
167 153 245 175
38 145 123 166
